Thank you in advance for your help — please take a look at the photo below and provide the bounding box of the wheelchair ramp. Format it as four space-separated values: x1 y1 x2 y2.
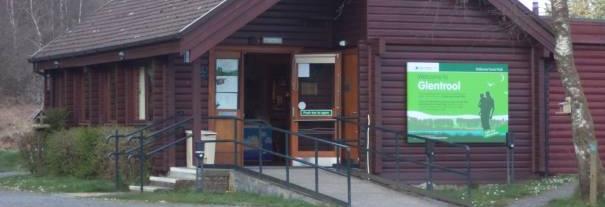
250 167 456 207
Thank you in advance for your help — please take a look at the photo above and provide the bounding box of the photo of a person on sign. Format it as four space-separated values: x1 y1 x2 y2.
479 92 495 131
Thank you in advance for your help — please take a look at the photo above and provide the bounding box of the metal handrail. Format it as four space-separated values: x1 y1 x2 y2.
245 119 351 149
125 115 353 207
335 116 472 198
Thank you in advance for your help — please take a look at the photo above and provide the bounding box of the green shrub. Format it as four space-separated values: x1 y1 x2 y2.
44 127 146 185
17 131 47 175
43 108 70 132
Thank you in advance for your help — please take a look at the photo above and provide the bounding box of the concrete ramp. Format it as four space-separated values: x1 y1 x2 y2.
251 167 457 207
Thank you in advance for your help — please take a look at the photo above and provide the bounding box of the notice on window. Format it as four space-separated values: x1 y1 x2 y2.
298 64 310 78
407 62 509 143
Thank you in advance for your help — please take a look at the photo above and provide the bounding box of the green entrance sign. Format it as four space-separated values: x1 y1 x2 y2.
407 62 509 143
301 109 333 117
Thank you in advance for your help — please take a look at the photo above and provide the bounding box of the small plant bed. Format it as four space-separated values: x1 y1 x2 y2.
112 190 322 207
435 175 576 207
0 175 116 193
0 150 20 172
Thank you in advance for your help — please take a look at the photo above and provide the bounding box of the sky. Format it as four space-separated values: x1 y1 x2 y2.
519 0 549 15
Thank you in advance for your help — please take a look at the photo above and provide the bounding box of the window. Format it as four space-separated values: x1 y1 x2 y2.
215 59 239 111
137 67 147 120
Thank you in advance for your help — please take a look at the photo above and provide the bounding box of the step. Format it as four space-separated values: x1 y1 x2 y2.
168 167 197 180
149 176 177 188
128 185 171 192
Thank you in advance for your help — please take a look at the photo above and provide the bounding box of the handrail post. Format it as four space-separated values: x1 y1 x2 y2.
257 124 263 175
465 146 472 199
425 140 434 192
233 118 238 167
395 133 402 184
285 133 290 186
138 131 145 193
114 129 120 191
314 139 319 193
346 149 352 207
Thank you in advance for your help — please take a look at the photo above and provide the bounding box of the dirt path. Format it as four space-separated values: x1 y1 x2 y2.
506 182 576 207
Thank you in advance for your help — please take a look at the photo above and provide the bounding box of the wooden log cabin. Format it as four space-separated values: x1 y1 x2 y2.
29 0 605 184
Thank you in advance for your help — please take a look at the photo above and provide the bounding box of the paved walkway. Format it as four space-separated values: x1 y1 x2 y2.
0 171 28 178
506 182 577 207
0 190 229 207
0 171 227 207
253 167 453 207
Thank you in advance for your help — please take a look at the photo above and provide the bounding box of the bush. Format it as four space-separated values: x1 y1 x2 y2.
46 128 99 177
17 131 47 175
43 108 70 132
44 127 146 185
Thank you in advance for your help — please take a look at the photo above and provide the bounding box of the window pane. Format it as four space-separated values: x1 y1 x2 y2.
298 63 334 110
216 59 239 110
297 121 335 151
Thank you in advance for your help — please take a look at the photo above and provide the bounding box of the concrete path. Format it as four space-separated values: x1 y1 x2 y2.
506 182 577 207
0 190 229 207
253 167 453 207
0 171 28 178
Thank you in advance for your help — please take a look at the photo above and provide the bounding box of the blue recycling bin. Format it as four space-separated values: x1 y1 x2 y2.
244 124 274 162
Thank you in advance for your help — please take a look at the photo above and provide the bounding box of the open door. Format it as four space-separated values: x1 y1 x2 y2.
291 53 342 166
209 51 244 165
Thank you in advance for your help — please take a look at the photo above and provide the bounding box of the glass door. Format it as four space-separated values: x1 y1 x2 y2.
291 54 341 166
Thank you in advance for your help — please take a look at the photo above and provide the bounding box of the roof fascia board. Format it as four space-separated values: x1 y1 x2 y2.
180 0 281 60
487 0 555 52
35 41 180 70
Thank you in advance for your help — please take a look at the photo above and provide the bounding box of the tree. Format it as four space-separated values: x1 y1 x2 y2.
0 0 110 104
551 0 605 201
569 0 605 18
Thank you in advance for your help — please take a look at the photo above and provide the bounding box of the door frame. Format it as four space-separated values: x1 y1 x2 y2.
290 53 343 159
209 46 303 165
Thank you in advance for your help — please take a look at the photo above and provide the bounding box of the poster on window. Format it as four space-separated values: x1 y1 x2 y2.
216 59 239 110
406 62 509 143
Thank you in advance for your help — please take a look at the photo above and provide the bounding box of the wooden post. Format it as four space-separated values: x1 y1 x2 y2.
590 144 597 206
192 59 202 158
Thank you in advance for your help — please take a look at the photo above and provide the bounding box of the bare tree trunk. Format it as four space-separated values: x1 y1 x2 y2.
28 0 43 49
78 0 83 23
551 0 605 200
6 0 18 50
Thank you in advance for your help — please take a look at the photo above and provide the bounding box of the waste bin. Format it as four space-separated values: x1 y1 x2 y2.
186 130 217 168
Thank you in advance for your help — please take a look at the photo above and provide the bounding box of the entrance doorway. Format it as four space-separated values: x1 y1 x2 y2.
243 53 291 165
291 54 342 166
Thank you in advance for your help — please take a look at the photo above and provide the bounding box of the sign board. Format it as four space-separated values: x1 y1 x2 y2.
301 109 333 117
407 62 509 143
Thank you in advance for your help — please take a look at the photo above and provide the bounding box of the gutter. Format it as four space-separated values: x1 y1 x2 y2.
29 35 181 63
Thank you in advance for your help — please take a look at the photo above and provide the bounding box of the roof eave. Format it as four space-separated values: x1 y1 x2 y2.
29 34 182 63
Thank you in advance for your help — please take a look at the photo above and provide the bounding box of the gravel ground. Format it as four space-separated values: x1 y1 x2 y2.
506 182 577 207
0 190 231 207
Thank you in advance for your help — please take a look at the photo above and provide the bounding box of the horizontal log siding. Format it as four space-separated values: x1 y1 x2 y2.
367 0 525 42
548 45 605 174
366 0 535 183
171 54 210 166
335 0 366 47
222 0 336 49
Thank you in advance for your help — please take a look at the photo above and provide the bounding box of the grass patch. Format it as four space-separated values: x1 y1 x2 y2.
0 175 116 193
112 190 321 207
0 150 20 172
436 175 576 207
